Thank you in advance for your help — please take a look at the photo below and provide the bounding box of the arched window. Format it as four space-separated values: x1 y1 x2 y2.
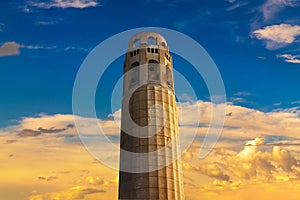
148 60 160 82
129 62 139 89
162 42 166 47
134 39 140 48
148 37 155 45
166 66 173 88
130 62 139 69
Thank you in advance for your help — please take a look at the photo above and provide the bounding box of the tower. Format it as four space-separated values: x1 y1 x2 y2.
119 32 184 199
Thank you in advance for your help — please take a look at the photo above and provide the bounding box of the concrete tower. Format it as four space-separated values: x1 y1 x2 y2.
119 32 184 200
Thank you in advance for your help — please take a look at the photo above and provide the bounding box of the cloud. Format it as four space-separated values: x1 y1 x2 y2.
182 137 300 199
197 164 230 181
277 54 300 63
272 102 282 106
29 186 106 200
291 101 300 104
237 137 265 159
272 106 300 115
35 21 58 25
225 137 299 178
18 129 42 137
260 0 298 21
27 0 99 9
227 92 254 104
2 101 300 199
21 44 57 50
0 42 60 57
176 93 196 102
20 43 89 53
29 175 117 200
0 117 118 200
0 42 20 57
233 91 253 97
34 18 64 26
229 97 247 104
2 99 300 145
4 139 17 144
257 56 267 60
226 1 249 11
64 46 92 52
186 137 300 191
251 24 300 50
38 176 57 181
18 124 74 137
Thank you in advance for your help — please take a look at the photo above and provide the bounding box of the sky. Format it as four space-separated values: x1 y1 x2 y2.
1 0 300 200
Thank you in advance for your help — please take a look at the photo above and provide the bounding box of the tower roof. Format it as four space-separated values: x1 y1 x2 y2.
128 32 168 50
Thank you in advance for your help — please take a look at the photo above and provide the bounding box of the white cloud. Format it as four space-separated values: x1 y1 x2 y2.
229 97 246 103
177 93 196 102
226 2 249 11
64 46 91 52
0 42 89 55
273 106 300 115
27 0 99 9
291 101 300 105
35 18 64 26
277 54 300 64
261 0 298 21
237 137 265 159
3 99 300 142
252 24 300 50
0 42 61 57
257 56 266 60
233 91 253 97
0 42 20 57
273 102 282 106
227 92 253 105
21 44 57 50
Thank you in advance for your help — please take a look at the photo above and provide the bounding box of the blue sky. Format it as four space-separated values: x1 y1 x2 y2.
1 0 300 126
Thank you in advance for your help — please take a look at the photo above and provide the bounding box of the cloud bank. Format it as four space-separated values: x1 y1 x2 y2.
2 100 300 199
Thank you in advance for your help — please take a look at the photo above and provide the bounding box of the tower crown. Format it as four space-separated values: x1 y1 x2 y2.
128 32 168 50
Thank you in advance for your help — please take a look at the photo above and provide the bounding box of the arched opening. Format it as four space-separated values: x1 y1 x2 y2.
148 60 160 82
148 60 159 64
166 65 173 88
130 62 139 69
129 62 139 89
162 42 166 47
134 39 140 48
148 37 155 45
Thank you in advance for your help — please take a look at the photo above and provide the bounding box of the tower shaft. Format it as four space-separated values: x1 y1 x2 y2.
119 32 184 200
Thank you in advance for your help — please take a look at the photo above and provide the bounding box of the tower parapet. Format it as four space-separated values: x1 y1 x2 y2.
128 32 168 50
